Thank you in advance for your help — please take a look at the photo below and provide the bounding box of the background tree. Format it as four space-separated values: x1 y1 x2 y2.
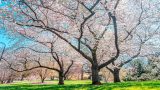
5 41 74 85
0 61 18 84
36 68 48 83
105 0 160 82
124 53 160 81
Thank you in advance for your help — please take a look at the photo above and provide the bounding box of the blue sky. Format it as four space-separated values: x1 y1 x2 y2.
0 0 10 47
0 0 22 49
0 28 18 48
0 29 10 45
0 0 10 7
0 1 44 51
0 27 36 51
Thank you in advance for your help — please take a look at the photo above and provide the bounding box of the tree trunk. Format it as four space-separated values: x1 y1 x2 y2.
6 76 13 83
6 79 12 83
113 68 120 82
0 81 3 84
20 75 24 81
41 78 45 83
50 76 54 80
58 72 64 85
91 63 101 85
81 68 84 80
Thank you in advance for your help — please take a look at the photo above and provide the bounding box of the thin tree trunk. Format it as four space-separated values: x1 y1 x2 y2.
20 75 24 81
39 74 45 83
81 68 84 80
50 76 54 80
113 68 120 82
41 77 45 83
91 63 101 85
58 72 64 85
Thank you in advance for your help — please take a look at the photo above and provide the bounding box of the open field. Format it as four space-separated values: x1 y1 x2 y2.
0 80 160 90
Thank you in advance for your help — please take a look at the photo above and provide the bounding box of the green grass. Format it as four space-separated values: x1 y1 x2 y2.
0 80 160 90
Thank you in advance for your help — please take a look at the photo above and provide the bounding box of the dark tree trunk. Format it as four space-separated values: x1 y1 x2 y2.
0 81 3 84
50 76 54 80
41 78 45 83
113 68 120 82
91 63 101 85
6 80 10 83
58 72 64 85
20 75 24 81
6 78 13 83
39 75 45 83
6 76 13 84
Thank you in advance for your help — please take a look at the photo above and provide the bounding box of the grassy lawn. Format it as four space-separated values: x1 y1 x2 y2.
0 80 160 90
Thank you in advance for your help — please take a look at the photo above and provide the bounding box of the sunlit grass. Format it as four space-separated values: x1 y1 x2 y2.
10 80 92 85
0 80 160 90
